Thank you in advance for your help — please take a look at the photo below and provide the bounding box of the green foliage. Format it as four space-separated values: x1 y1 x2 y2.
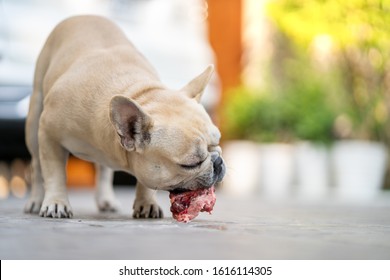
224 0 390 145
265 0 390 143
223 79 336 144
224 87 293 143
284 80 336 144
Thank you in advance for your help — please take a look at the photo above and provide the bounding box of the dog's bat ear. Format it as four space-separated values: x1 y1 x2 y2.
109 95 153 152
182 64 214 102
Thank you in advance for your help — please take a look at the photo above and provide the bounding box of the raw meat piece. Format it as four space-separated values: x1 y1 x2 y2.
169 186 216 223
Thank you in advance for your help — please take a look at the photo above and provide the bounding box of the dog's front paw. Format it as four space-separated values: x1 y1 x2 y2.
39 197 73 218
24 196 43 214
133 199 163 219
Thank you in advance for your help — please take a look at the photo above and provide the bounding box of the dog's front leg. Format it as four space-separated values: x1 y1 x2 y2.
38 130 72 218
133 182 163 219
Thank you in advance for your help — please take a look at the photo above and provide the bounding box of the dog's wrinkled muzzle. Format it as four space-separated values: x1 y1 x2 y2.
169 153 226 193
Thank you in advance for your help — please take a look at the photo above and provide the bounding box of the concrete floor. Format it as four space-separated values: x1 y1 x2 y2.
1 188 390 260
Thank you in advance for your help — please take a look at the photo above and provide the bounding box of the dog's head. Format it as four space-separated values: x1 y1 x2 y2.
109 65 226 192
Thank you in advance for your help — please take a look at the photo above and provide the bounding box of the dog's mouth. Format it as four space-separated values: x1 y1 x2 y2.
169 185 216 223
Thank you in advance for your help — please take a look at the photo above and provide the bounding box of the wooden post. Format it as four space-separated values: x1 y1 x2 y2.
208 0 242 93
207 0 242 130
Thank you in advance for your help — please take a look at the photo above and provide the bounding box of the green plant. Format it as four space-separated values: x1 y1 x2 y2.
223 80 336 144
223 87 295 143
284 79 337 145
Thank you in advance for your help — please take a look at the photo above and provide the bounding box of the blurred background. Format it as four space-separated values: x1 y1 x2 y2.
0 0 389 202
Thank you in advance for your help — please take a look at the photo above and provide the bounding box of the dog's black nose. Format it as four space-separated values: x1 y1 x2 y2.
213 156 223 169
211 153 225 182
213 156 225 178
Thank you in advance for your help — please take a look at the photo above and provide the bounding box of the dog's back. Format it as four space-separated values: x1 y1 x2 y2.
37 16 157 95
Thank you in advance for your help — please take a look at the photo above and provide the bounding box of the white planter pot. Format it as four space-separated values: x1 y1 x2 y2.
221 141 261 196
294 142 330 199
259 143 294 198
331 140 388 200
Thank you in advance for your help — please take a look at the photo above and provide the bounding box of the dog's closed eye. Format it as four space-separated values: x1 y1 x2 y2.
179 157 207 170
180 162 202 169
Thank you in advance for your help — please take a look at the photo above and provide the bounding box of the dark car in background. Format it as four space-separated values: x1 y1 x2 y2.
0 85 31 160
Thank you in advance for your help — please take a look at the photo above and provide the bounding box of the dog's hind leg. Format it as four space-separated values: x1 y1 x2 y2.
95 164 120 212
24 37 54 214
24 78 46 213
37 126 72 218
24 89 45 213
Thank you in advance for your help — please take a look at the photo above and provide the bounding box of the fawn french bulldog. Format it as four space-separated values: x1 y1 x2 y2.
24 15 225 219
